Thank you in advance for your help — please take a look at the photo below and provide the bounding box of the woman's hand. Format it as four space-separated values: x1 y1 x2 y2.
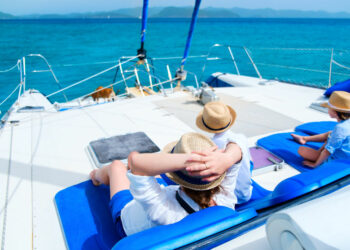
185 143 241 182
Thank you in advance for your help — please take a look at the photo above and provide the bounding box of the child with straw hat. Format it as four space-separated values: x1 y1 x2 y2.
292 91 350 167
90 132 233 241
187 101 253 205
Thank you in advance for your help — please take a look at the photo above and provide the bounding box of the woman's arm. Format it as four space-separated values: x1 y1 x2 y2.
128 151 192 176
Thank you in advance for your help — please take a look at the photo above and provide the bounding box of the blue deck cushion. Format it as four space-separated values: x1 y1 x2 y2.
324 78 350 97
113 207 257 250
236 180 271 210
55 181 118 250
257 132 323 172
55 180 257 250
295 121 337 135
236 159 350 211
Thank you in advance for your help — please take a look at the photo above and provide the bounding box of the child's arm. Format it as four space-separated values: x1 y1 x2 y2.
185 142 241 182
303 148 331 168
128 151 192 176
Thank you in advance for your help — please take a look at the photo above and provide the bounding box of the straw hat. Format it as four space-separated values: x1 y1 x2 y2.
321 91 350 113
163 132 226 191
196 101 237 133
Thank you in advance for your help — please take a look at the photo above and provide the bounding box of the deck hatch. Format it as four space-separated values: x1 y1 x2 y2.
89 132 160 165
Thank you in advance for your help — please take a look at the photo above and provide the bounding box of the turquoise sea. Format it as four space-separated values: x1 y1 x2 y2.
1 18 350 114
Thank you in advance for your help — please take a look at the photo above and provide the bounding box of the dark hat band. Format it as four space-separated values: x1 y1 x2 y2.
202 117 231 131
170 146 210 185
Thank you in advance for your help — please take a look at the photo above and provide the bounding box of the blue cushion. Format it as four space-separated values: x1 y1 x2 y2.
236 180 271 210
257 132 323 172
55 180 257 250
236 159 350 211
295 121 337 135
55 181 118 250
113 207 257 250
324 78 350 97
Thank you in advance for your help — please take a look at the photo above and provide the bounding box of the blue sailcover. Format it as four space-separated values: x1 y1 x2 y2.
324 78 350 97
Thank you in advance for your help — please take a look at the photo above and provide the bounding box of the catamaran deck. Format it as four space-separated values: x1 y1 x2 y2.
0 81 331 249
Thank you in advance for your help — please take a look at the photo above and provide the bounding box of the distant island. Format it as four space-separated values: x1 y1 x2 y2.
1 7 350 19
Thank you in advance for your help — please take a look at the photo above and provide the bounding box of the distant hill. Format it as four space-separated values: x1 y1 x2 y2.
19 11 132 19
151 7 239 18
0 11 14 19
231 7 350 18
1 7 350 20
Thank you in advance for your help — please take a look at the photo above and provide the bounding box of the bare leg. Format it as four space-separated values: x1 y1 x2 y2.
292 132 330 145
90 160 130 199
298 146 321 162
108 160 130 199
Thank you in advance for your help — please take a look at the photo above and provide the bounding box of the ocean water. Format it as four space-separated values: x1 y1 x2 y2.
1 18 350 114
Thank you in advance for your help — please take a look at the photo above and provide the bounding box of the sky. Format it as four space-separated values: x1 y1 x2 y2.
2 0 350 15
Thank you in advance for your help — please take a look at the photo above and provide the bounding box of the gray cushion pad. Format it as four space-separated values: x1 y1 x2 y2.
90 132 160 163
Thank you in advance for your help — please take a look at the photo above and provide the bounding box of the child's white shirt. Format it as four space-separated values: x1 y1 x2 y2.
212 130 253 204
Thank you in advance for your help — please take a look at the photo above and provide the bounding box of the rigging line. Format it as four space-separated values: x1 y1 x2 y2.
332 60 350 71
180 0 202 68
73 74 136 102
255 62 331 74
46 56 138 98
0 62 19 73
0 84 21 107
1 125 14 250
55 60 117 67
249 47 333 51
151 55 207 61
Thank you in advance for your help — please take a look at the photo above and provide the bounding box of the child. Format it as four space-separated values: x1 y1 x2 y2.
292 91 350 168
189 101 253 204
90 132 236 241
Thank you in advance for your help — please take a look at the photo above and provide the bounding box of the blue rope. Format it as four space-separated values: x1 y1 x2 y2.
141 0 149 45
181 0 202 67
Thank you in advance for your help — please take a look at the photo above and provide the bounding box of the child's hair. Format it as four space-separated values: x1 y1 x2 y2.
336 111 350 121
182 186 221 209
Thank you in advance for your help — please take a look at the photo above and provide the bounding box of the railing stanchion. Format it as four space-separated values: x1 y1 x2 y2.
144 59 153 90
328 48 334 88
166 64 173 93
134 68 144 97
22 57 26 93
244 46 262 79
119 59 129 94
228 46 240 75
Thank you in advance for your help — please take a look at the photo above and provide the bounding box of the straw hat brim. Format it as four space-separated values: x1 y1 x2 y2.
196 105 236 133
162 140 226 191
321 101 350 113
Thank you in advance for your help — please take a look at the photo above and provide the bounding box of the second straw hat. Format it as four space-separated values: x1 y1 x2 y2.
321 91 350 113
196 101 237 133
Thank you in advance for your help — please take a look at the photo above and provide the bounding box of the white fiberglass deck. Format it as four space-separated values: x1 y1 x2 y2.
0 81 331 249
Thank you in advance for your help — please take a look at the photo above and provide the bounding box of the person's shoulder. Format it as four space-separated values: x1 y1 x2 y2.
228 132 248 143
334 119 350 133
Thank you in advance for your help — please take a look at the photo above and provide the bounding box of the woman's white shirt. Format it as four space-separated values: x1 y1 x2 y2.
121 171 235 236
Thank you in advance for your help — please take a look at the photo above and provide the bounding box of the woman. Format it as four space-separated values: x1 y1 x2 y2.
90 132 237 242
